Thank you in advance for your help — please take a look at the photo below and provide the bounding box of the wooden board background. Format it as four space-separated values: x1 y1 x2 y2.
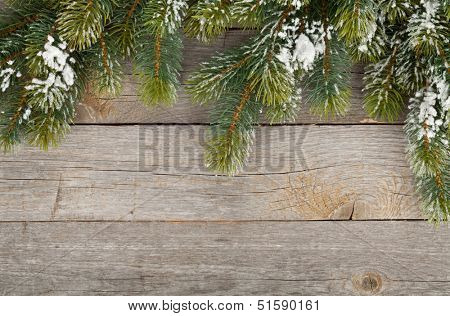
0 29 448 296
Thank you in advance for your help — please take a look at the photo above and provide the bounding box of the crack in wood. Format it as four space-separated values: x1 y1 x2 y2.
51 174 63 220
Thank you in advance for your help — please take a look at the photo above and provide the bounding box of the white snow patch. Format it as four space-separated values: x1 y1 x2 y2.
25 36 77 110
292 34 316 71
0 67 15 92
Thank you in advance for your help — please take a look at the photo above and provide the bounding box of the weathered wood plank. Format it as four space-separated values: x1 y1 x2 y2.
0 125 421 221
0 221 448 295
75 30 404 124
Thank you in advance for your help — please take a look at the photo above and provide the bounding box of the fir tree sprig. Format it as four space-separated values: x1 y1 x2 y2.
405 75 449 222
363 43 404 122
303 40 352 118
109 0 145 57
89 31 124 97
56 0 116 50
0 0 448 224
189 2 301 174
303 0 352 118
378 0 414 23
333 0 377 46
407 1 449 57
133 0 187 106
205 85 261 175
184 0 233 42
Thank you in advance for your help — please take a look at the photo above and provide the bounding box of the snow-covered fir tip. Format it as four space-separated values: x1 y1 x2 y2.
1 67 15 92
408 74 449 142
416 0 440 33
422 0 439 24
358 17 379 53
152 0 188 34
194 0 231 41
0 59 23 92
275 17 327 73
22 107 31 121
407 0 448 53
291 34 316 70
277 0 304 10
25 35 77 110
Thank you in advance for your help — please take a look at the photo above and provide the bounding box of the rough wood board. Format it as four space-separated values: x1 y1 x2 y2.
75 30 404 124
0 221 448 295
0 125 421 221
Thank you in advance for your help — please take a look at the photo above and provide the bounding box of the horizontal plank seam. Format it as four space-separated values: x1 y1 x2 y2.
0 219 426 224
70 123 405 127
100 277 349 282
388 279 450 283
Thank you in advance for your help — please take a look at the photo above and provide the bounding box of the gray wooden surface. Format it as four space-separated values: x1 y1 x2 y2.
0 27 447 296
1 222 449 295
0 125 421 221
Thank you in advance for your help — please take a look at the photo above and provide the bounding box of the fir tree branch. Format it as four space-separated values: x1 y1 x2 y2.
184 0 233 42
126 0 143 22
109 0 144 57
99 32 112 76
0 86 27 152
275 4 294 34
407 1 449 58
405 76 449 223
220 55 251 76
299 0 352 118
321 0 331 79
378 0 412 22
133 0 187 106
231 0 266 29
205 83 260 176
0 14 38 38
228 83 253 134
5 94 26 135
134 33 183 106
187 47 252 104
364 44 404 121
154 34 161 80
0 50 24 68
382 46 398 92
333 0 377 45
57 0 114 50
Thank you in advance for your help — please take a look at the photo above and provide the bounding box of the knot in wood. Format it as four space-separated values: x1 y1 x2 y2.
352 272 383 295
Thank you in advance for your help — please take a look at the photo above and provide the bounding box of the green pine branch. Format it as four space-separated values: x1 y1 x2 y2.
205 84 261 175
56 0 115 50
333 0 377 45
378 0 414 23
86 31 124 97
109 0 145 57
407 1 448 57
405 80 449 223
303 39 352 118
135 32 183 106
184 0 233 42
132 0 187 106
302 0 352 118
363 44 404 122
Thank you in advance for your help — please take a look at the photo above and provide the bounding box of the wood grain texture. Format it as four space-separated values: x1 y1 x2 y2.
0 125 421 221
0 221 448 295
0 5 439 297
75 30 404 125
